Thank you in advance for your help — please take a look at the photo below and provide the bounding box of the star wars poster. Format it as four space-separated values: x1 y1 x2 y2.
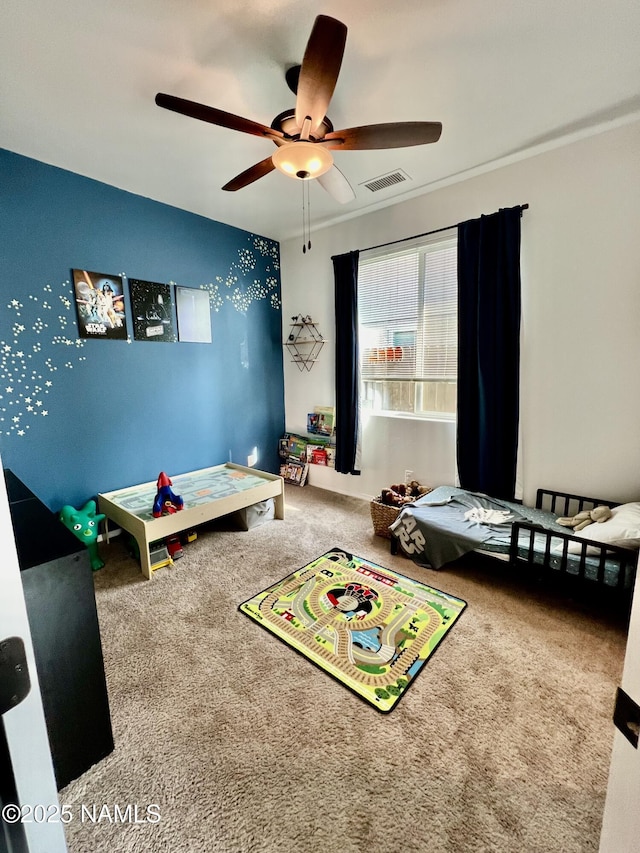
72 269 128 339
129 279 175 342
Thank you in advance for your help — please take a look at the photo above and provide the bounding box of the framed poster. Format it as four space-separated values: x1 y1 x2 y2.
72 269 128 339
176 286 212 343
129 279 175 342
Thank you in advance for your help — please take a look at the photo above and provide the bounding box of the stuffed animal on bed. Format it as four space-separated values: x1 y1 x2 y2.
556 505 612 532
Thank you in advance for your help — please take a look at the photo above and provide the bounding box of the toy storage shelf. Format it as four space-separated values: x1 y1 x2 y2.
98 463 284 580
284 316 326 372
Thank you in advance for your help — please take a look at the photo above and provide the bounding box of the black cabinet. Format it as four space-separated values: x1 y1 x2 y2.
4 470 114 790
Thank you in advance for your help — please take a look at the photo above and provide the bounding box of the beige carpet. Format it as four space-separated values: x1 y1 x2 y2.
60 484 628 853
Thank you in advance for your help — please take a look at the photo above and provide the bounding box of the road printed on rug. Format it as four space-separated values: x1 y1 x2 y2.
239 548 466 713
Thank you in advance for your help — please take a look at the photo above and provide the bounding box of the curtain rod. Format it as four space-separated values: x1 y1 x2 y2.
359 203 529 254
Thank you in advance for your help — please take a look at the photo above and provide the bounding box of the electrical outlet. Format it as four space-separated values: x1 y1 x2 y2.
404 469 413 484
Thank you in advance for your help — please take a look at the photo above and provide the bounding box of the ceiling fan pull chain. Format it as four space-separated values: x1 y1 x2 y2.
302 180 307 253
307 180 312 252
301 179 312 253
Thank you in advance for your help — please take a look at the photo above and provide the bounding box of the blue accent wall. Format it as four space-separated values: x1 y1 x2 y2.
0 149 285 510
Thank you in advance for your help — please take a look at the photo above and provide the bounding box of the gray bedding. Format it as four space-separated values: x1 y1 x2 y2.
389 487 529 569
389 486 633 588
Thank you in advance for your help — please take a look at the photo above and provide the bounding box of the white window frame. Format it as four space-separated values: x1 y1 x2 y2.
358 229 457 422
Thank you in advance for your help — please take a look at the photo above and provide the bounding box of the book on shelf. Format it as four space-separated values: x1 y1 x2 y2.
279 460 309 486
279 433 309 460
308 446 328 465
308 406 335 437
306 444 334 467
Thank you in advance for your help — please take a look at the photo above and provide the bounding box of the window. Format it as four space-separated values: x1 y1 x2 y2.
358 231 457 419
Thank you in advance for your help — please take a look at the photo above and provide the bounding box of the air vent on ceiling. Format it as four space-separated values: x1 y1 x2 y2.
360 169 411 193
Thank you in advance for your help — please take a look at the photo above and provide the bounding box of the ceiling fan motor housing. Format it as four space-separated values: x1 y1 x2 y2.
270 109 334 141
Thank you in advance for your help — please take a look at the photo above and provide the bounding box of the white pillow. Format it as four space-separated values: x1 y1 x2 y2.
566 502 640 554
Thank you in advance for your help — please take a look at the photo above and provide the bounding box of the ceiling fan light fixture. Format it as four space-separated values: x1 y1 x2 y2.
272 141 333 180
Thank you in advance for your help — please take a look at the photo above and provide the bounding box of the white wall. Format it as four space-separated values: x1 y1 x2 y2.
280 119 640 505
599 551 640 851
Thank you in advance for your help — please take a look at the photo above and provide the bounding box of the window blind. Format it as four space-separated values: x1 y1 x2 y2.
359 233 457 382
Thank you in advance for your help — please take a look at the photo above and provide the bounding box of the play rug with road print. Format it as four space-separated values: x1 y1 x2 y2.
238 548 466 713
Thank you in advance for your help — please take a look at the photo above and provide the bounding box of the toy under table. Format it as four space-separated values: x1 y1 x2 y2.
98 463 284 579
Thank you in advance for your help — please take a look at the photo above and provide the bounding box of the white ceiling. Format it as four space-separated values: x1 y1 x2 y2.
2 0 639 243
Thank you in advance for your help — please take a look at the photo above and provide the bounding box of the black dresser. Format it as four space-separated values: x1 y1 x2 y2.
4 469 114 790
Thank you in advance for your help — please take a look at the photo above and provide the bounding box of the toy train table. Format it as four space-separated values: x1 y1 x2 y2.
98 463 284 579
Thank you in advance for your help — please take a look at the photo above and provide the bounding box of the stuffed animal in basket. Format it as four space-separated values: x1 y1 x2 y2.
556 505 612 532
380 480 431 507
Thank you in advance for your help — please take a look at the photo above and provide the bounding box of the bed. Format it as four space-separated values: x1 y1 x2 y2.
389 486 638 601
99 463 284 579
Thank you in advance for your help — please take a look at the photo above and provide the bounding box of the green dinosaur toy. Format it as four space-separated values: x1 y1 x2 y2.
59 500 106 571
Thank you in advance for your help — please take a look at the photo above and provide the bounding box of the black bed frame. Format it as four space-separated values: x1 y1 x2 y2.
508 489 636 600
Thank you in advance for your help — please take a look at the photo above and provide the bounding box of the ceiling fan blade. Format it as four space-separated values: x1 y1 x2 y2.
316 165 355 204
323 122 442 150
295 16 347 135
155 93 284 142
222 156 276 192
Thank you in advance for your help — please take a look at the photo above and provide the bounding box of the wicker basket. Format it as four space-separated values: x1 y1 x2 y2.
370 499 401 539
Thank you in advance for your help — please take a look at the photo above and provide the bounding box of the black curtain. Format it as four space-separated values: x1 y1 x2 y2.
332 250 360 475
457 206 522 500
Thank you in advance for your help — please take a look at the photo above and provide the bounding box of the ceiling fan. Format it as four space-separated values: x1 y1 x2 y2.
155 15 442 205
